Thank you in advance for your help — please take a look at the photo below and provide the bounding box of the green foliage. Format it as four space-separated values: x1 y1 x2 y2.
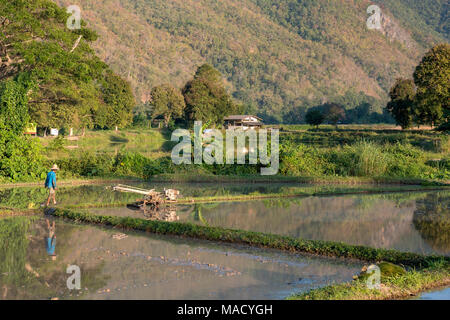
0 78 31 134
413 43 450 126
113 152 152 176
356 261 407 283
143 157 176 178
323 103 346 128
150 85 185 127
96 70 135 129
305 109 325 128
46 136 66 151
0 77 45 182
55 152 115 177
386 78 416 129
0 0 134 130
279 140 448 180
183 64 238 127
289 266 449 300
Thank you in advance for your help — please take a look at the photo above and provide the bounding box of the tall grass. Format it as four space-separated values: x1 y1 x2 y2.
346 141 389 176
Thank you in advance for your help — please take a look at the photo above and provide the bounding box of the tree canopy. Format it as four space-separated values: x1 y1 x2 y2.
150 84 186 127
0 0 135 131
305 109 324 128
323 103 346 128
183 64 238 127
386 78 416 129
413 43 450 127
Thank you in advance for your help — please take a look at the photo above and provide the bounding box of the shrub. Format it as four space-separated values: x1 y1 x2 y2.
0 122 46 182
279 142 334 176
55 152 115 177
113 152 152 176
46 136 66 151
143 157 175 178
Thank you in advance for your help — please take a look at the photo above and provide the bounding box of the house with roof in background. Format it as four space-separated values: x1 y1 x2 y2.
223 115 263 130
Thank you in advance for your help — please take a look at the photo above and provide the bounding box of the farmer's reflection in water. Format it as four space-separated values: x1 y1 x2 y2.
45 219 57 260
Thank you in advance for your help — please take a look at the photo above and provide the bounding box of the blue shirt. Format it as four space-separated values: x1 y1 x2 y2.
46 237 56 255
45 171 56 189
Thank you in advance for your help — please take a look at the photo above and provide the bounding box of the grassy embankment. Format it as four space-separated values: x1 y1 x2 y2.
288 265 450 300
5 126 447 185
45 208 450 300
0 206 35 217
41 128 168 160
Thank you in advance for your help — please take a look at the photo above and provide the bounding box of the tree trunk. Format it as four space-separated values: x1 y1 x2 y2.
164 115 171 128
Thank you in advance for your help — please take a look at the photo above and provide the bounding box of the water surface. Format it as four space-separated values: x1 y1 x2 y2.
86 191 450 256
417 287 450 300
0 217 361 300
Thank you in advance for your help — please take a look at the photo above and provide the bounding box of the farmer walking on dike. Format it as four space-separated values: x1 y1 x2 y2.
45 164 59 207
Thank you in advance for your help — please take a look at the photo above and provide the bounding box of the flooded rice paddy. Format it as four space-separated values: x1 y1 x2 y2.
0 217 360 300
1 183 449 299
81 188 449 256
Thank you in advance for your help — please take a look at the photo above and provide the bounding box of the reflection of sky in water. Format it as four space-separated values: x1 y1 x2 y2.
416 287 450 300
0 218 360 300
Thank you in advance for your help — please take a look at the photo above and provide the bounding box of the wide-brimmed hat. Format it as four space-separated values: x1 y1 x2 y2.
51 164 59 171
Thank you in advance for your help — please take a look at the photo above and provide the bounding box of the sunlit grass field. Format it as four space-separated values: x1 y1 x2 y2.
40 128 169 159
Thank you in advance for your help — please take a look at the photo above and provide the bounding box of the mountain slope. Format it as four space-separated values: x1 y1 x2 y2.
53 0 447 123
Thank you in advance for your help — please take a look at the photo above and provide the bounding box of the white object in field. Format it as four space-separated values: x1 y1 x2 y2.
50 128 59 136
69 128 73 136
113 184 155 195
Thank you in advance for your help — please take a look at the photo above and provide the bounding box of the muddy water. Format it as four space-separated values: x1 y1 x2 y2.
86 191 450 256
0 217 361 300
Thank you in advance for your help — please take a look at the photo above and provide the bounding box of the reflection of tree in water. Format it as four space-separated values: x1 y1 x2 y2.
0 186 138 210
262 198 302 209
0 217 34 297
413 193 450 255
0 217 108 299
191 203 221 226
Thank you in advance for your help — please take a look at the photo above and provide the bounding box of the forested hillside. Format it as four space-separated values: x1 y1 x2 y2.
53 0 447 123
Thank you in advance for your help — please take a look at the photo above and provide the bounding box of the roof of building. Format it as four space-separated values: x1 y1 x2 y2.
223 115 263 121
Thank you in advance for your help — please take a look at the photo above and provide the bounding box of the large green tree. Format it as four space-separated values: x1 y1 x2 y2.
150 85 185 127
323 103 345 129
95 70 135 129
183 64 238 127
0 0 134 131
305 108 324 128
385 78 416 129
413 43 450 127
